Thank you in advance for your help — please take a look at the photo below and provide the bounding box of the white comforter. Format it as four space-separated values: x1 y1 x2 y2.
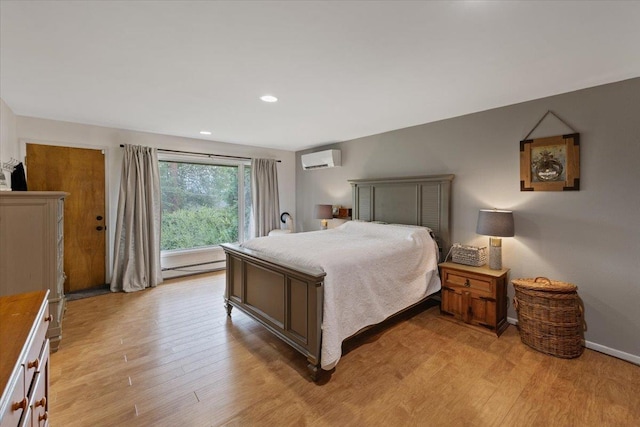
241 221 441 370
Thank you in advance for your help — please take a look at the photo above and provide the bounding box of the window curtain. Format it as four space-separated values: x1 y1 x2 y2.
251 158 280 237
111 144 163 292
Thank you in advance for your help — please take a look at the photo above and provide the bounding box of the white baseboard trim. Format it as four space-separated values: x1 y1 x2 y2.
506 316 640 366
162 264 224 280
584 342 640 365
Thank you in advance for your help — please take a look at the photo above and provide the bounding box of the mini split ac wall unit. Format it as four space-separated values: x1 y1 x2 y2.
301 149 341 170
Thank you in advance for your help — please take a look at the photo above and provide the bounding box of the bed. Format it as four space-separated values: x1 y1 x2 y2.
221 174 453 380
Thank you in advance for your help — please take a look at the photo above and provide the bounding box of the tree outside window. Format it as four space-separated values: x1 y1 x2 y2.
159 160 251 251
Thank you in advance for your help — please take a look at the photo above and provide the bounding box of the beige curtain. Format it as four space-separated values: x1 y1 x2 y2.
251 158 280 237
111 144 163 292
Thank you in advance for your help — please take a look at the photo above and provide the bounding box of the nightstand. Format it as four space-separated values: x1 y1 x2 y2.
439 262 509 336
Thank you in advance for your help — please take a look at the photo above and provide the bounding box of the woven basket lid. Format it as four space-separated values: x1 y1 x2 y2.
512 277 577 292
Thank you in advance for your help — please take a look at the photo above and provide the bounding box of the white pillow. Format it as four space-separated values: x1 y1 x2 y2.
388 223 433 232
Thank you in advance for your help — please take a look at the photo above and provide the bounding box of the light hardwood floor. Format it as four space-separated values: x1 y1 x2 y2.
50 271 640 426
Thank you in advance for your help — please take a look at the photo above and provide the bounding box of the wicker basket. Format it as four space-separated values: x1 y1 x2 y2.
451 244 487 267
512 277 584 358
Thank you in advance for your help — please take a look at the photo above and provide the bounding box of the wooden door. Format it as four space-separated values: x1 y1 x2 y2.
26 144 106 293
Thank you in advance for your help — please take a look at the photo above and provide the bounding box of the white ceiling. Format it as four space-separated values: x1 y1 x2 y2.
2 1 639 152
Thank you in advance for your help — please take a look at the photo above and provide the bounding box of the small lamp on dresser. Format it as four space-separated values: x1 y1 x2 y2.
476 209 515 270
315 204 333 230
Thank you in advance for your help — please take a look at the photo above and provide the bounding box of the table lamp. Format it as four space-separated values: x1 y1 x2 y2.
315 204 333 230
476 209 514 270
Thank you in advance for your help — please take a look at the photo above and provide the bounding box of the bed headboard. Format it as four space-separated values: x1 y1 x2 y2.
349 174 454 260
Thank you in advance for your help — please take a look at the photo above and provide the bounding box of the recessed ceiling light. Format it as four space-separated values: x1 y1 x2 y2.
260 95 278 103
200 131 212 135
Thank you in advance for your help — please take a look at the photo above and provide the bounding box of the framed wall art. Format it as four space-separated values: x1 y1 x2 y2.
520 133 580 191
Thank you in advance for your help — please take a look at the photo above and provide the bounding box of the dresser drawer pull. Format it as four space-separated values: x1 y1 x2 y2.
28 358 40 370
464 279 470 287
35 397 47 408
11 397 28 411
39 412 49 422
45 314 53 322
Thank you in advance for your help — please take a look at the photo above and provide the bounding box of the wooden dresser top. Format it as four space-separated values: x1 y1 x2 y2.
0 191 68 199
0 290 48 400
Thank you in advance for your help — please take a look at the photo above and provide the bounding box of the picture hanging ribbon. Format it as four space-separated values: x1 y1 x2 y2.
523 110 578 141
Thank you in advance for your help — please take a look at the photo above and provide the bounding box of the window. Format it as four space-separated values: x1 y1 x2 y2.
159 158 251 251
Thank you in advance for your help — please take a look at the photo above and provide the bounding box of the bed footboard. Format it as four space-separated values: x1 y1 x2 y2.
221 243 326 380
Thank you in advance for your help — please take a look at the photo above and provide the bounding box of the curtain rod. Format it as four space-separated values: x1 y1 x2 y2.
118 144 281 162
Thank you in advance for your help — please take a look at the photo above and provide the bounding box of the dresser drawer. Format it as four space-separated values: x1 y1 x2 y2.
23 306 49 397
17 405 31 427
0 366 25 427
443 270 494 294
31 338 49 427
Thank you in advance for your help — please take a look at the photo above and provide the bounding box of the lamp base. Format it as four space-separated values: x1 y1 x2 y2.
489 237 502 270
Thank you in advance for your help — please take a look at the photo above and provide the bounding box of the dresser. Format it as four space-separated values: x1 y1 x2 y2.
0 192 68 351
0 290 51 427
439 262 510 336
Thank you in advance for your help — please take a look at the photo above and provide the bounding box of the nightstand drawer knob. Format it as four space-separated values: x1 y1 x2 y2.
464 279 470 287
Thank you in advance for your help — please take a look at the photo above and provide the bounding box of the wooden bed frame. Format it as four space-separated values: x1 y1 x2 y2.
221 174 453 380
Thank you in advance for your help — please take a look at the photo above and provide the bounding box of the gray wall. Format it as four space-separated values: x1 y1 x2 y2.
0 98 18 176
296 77 640 362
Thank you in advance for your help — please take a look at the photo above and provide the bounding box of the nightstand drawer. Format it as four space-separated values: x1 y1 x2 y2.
443 271 493 294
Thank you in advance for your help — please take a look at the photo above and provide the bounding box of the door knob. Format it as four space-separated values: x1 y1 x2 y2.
96 226 104 231
97 215 103 220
